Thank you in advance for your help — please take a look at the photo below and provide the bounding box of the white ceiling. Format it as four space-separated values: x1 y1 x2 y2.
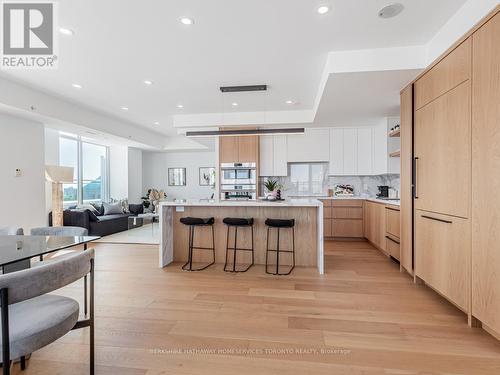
314 69 422 126
0 0 468 138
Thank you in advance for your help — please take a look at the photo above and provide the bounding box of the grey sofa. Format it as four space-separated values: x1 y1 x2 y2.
49 203 143 237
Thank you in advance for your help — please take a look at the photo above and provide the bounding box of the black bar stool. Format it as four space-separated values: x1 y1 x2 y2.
265 218 295 275
180 217 215 271
223 217 255 272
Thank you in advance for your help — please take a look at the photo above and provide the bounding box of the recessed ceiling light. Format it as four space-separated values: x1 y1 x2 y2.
317 5 330 15
59 27 74 36
231 102 239 107
154 121 160 125
121 107 129 111
286 100 296 105
71 83 82 89
177 104 184 109
180 17 194 25
143 80 153 85
378 3 404 19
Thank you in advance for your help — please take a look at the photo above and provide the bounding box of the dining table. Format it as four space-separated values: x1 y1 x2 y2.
0 235 100 273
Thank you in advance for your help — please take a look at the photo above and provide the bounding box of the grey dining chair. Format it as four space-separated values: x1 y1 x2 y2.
0 228 23 236
30 226 91 316
0 249 95 375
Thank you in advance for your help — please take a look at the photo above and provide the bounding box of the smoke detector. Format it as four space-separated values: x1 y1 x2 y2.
378 3 404 19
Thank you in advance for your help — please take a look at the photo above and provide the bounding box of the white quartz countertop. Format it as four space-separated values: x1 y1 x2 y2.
159 198 322 208
289 196 400 206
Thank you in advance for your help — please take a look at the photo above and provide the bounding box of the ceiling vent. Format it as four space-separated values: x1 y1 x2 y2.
378 3 404 19
219 85 267 93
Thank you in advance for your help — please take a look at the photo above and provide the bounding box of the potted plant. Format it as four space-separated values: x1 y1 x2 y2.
264 178 280 199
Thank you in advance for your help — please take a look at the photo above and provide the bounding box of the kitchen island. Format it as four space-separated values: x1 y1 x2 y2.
159 199 324 274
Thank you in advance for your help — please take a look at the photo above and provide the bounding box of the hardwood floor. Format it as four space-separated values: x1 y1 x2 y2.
12 240 500 374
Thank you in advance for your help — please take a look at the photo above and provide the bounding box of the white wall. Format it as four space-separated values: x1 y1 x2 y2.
0 113 46 231
128 148 143 204
109 145 129 200
142 151 216 200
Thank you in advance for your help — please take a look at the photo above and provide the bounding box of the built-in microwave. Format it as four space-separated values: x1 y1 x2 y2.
220 163 257 185
220 162 257 200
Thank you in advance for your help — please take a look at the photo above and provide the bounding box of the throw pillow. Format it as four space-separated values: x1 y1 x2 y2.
103 202 123 215
76 204 99 215
90 202 104 216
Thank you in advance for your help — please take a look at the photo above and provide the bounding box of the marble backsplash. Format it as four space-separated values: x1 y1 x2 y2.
260 174 400 198
328 175 400 198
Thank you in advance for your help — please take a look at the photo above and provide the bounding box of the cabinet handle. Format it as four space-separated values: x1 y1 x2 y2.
413 157 419 199
385 207 400 212
421 215 452 224
385 235 400 244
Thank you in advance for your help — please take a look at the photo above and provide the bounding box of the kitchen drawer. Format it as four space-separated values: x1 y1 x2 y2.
332 207 363 219
415 210 470 312
332 219 364 238
332 199 363 208
320 199 333 207
323 218 333 238
386 235 400 261
414 38 471 110
385 206 400 238
323 206 333 219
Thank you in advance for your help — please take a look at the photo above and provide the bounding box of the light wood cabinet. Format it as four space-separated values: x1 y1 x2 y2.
219 136 239 163
414 79 471 219
415 210 470 312
322 199 363 238
472 11 500 335
385 205 400 261
363 201 386 252
220 135 259 164
386 236 400 261
323 218 333 238
386 206 400 239
332 219 363 238
400 84 413 274
414 38 471 110
238 136 259 163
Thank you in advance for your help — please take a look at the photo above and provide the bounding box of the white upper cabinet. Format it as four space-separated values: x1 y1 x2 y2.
273 135 288 176
329 127 375 176
343 128 358 175
259 135 274 176
329 128 344 175
357 128 373 175
287 128 330 162
259 135 288 177
372 121 388 175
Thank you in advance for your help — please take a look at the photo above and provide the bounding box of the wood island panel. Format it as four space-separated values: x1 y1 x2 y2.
172 206 318 267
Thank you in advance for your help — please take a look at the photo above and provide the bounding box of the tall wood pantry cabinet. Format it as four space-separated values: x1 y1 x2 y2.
401 6 500 338
471 10 500 337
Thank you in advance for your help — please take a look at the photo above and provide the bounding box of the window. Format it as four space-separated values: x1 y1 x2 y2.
59 134 109 206
288 163 328 196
